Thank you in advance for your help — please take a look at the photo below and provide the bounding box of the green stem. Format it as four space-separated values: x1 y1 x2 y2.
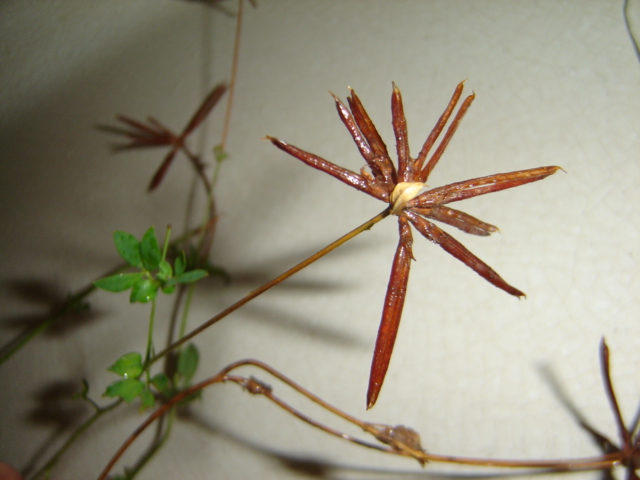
161 226 172 261
144 298 157 380
151 208 391 363
30 399 122 480
123 410 174 479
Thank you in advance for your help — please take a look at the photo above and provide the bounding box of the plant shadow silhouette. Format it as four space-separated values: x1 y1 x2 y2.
21 379 91 477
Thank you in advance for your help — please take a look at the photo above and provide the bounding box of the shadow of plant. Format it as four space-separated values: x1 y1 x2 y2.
21 380 90 477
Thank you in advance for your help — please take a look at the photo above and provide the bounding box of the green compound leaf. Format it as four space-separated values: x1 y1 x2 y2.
103 378 145 402
140 227 161 271
151 373 170 393
177 343 199 385
129 278 158 303
107 352 143 378
174 251 186 276
139 388 155 411
157 260 173 281
94 273 143 293
175 269 208 285
214 144 228 163
113 231 142 267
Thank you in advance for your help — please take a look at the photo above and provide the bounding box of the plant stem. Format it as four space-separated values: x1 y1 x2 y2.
97 359 622 480
220 0 244 151
151 208 391 363
161 226 172 261
144 298 157 381
122 411 174 479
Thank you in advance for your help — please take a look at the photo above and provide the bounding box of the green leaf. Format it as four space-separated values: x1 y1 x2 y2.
174 251 186 276
114 231 142 267
140 227 161 271
175 269 208 284
214 144 228 163
129 278 158 303
107 352 143 378
139 388 155 411
157 260 173 281
161 282 175 295
94 273 143 293
103 378 145 402
151 373 170 393
177 343 199 384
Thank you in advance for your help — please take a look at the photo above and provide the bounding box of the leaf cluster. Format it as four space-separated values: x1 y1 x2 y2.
103 344 200 411
94 227 208 303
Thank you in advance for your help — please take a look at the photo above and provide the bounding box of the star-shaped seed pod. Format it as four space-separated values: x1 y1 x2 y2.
268 82 560 408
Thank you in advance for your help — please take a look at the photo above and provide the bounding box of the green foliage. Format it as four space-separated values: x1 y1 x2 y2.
139 388 155 410
151 373 170 393
94 273 143 293
177 343 199 385
102 346 202 412
174 251 186 276
94 227 209 303
104 378 146 403
129 278 157 303
113 231 142 268
103 352 153 411
140 227 161 271
107 352 143 378
214 144 228 163
175 270 208 285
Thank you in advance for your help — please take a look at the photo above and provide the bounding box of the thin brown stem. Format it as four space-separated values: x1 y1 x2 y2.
220 0 244 151
151 209 391 363
97 358 623 480
180 144 213 194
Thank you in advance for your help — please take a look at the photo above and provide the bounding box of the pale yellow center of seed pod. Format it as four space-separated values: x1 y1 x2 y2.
390 182 427 214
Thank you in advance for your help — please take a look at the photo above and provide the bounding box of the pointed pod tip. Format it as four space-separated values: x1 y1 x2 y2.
366 381 381 410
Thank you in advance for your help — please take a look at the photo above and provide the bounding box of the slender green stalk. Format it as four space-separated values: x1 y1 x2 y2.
161 226 172 260
144 298 157 382
151 208 391 363
123 411 174 480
